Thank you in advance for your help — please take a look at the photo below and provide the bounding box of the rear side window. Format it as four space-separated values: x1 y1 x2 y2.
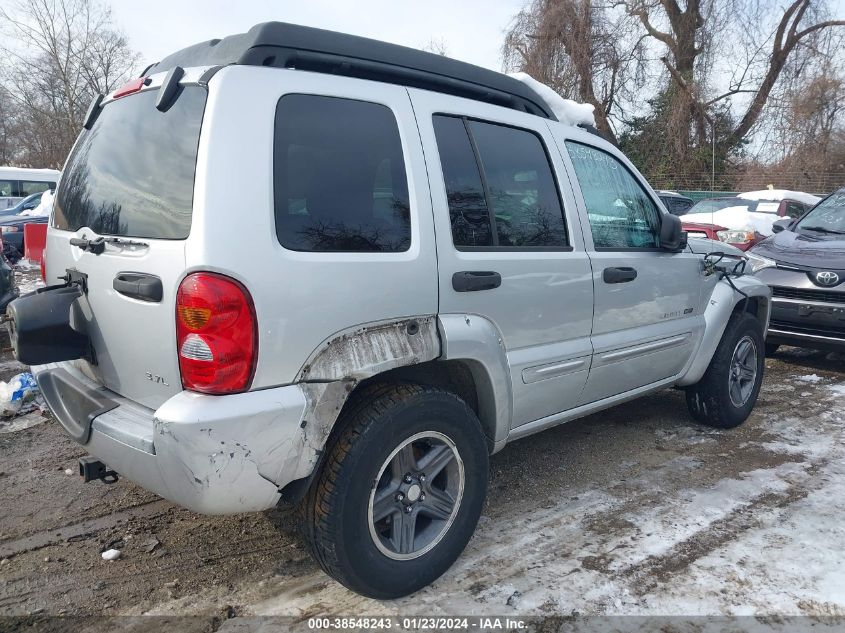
274 95 411 252
20 181 54 196
54 86 207 239
0 181 13 197
785 201 806 219
433 115 568 249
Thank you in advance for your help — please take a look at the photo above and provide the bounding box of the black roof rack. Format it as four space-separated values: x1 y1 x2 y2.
143 22 556 120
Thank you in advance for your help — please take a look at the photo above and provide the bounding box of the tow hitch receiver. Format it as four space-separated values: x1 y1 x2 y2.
79 456 119 484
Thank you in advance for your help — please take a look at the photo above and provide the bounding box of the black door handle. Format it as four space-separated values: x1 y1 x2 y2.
113 272 163 302
452 271 502 292
603 267 638 284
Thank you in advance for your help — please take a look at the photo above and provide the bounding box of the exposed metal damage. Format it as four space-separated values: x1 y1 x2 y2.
149 316 442 509
289 316 442 485
297 316 440 382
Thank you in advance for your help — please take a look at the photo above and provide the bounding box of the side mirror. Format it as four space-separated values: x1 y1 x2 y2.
660 213 687 252
772 218 792 234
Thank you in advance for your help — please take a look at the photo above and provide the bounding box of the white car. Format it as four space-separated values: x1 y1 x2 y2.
0 167 61 210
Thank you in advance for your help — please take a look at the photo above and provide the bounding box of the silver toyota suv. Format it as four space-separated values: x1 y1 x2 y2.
8 22 771 599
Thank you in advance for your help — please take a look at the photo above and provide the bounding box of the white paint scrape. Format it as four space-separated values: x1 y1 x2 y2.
509 73 596 127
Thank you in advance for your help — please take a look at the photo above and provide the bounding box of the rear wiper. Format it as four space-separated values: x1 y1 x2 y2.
801 225 845 235
69 235 148 255
69 236 106 254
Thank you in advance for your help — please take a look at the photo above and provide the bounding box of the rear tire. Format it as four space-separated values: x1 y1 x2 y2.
300 383 489 599
686 311 765 429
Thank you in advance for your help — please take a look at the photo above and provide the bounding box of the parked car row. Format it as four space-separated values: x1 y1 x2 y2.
746 188 845 353
0 190 52 263
670 185 845 353
681 189 820 250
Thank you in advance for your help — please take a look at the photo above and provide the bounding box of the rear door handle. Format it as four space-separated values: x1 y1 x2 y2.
113 272 163 302
452 271 502 292
603 267 638 284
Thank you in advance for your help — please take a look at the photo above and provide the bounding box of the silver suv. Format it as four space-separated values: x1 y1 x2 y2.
8 23 771 599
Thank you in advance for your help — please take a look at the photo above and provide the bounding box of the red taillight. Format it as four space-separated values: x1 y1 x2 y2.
176 272 257 395
40 253 46 283
112 78 145 99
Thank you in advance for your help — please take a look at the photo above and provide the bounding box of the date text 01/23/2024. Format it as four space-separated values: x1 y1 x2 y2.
307 617 528 630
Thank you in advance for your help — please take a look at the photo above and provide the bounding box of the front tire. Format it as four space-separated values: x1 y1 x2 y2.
686 311 765 428
300 383 489 599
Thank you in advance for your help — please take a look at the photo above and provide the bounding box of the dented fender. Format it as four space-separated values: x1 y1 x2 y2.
676 275 772 387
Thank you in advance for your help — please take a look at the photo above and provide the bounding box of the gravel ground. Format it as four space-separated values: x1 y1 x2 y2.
0 268 844 622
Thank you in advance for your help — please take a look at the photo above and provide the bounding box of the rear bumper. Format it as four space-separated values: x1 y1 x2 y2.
768 297 845 351
33 362 311 514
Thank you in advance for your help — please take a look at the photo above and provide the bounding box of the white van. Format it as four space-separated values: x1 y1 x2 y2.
0 167 61 209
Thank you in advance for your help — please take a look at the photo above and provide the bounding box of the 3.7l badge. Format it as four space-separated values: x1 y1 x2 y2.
145 372 169 386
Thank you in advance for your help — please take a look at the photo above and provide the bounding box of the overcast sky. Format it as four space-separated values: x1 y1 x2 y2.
113 0 525 72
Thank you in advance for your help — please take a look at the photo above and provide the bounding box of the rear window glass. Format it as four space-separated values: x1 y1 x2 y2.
274 94 411 252
54 87 206 239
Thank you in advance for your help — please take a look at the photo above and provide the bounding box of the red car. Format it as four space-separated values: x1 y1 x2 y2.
681 194 816 251
681 221 762 251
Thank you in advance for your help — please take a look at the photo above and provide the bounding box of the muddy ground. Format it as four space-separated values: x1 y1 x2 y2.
1 267 844 623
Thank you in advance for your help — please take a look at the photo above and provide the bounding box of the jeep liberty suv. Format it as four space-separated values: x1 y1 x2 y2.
7 22 771 599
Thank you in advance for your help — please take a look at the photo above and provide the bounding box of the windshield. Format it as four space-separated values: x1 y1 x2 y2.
54 86 206 239
795 190 845 234
687 198 759 214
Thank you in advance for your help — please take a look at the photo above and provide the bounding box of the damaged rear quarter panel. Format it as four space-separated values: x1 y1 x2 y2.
151 317 441 512
296 316 440 382
292 316 441 469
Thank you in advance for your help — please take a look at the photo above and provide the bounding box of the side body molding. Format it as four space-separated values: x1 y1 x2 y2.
677 276 772 387
437 314 513 452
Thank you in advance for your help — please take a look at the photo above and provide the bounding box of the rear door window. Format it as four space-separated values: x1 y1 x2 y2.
274 94 411 252
433 115 568 249
432 116 493 247
54 86 207 239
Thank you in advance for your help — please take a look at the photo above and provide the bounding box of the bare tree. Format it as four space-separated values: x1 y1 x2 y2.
504 0 647 142
0 0 135 167
422 38 449 56
622 0 845 156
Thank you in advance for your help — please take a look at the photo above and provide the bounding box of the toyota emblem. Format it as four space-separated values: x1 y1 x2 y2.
815 271 840 287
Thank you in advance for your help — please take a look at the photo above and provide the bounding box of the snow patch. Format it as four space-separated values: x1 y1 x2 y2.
684 206 781 236
508 73 596 127
20 189 53 217
101 549 121 561
797 374 823 383
738 190 821 206
828 384 845 397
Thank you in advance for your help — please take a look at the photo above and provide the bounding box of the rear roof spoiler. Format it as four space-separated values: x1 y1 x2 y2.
142 22 557 121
